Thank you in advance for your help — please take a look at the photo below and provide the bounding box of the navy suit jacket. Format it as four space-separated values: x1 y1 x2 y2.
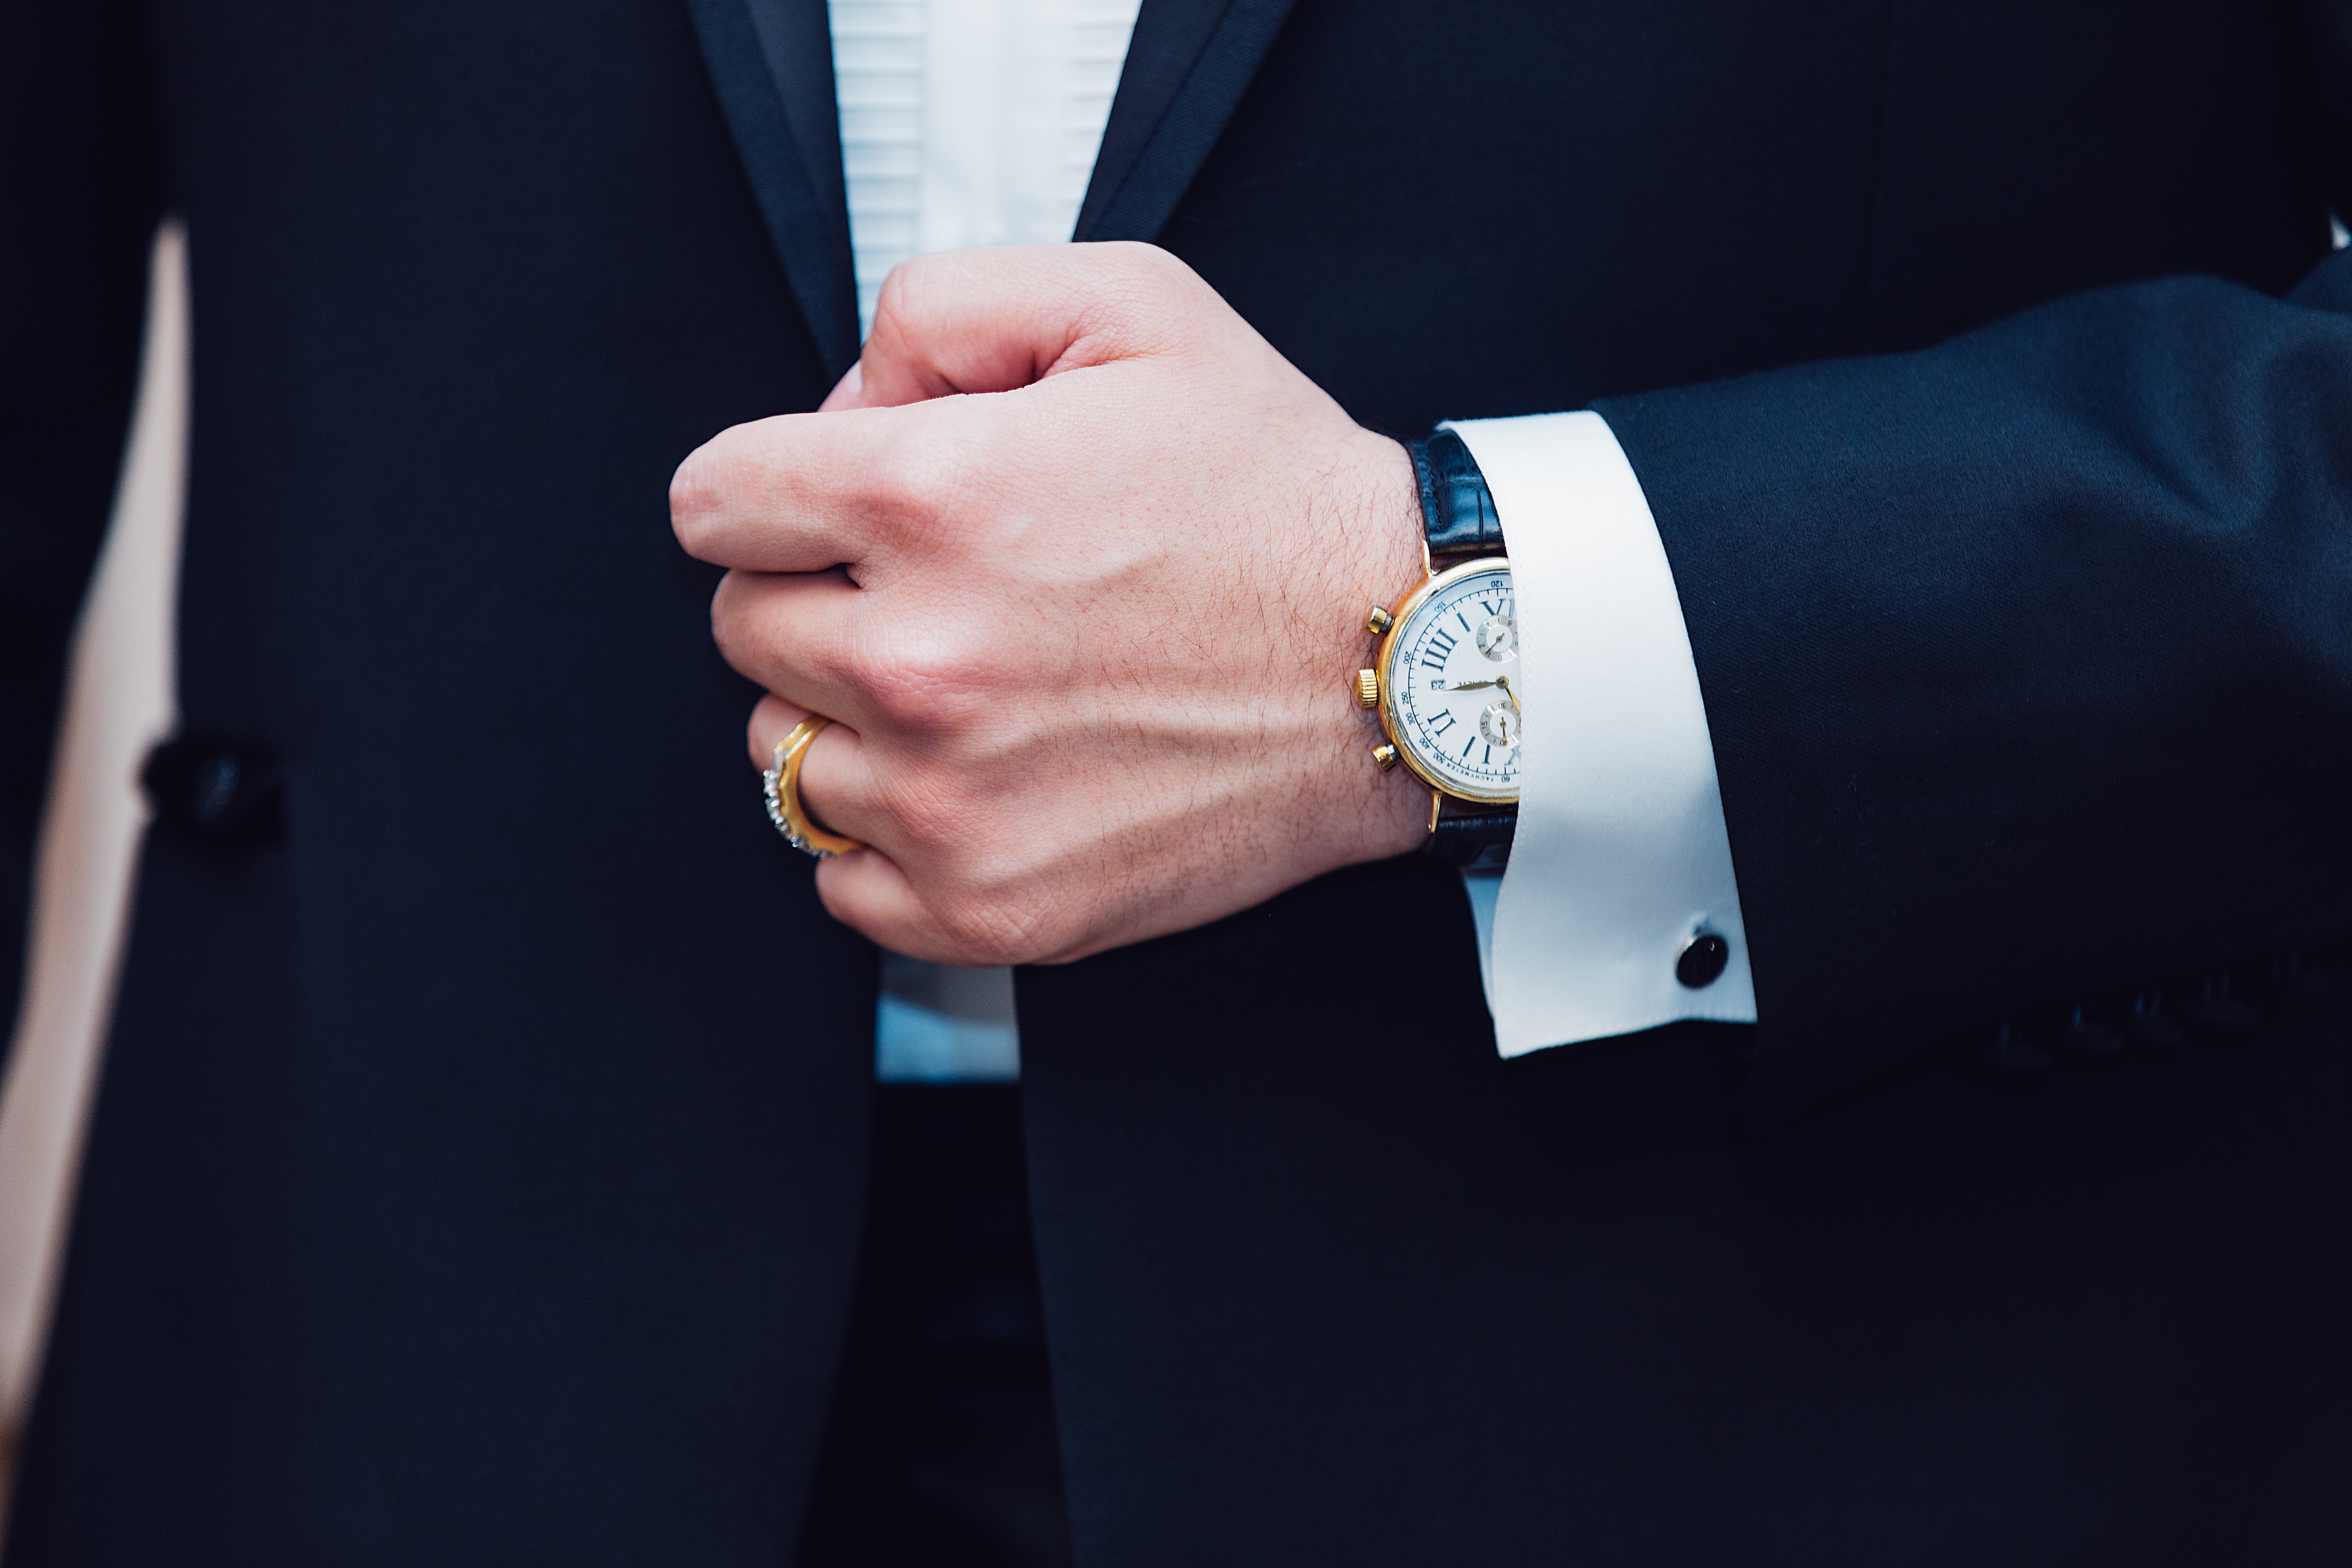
4 0 2349 1562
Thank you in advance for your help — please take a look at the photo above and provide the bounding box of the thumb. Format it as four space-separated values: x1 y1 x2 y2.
854 242 1200 408
816 358 868 412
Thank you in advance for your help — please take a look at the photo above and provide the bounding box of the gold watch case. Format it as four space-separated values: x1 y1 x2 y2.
1367 554 1519 807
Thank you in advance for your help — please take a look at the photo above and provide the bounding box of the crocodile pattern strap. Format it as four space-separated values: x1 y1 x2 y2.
1407 430 1504 570
1426 802 1517 869
1405 430 1515 866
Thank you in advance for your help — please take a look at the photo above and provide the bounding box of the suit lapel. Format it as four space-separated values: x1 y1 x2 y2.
1075 0 1299 243
688 0 1294 361
685 0 861 377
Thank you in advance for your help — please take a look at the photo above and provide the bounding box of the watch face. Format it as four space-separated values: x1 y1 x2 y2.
1382 562 1520 802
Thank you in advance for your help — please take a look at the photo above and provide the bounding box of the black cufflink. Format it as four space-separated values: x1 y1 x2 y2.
1675 931 1729 989
142 733 286 847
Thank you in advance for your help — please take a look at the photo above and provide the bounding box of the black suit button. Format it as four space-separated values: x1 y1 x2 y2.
1675 932 1730 989
192 752 242 822
142 733 285 846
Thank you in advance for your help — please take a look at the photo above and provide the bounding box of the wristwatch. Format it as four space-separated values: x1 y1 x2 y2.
1356 430 1519 868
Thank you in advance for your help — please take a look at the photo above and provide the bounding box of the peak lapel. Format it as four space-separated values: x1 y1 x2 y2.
686 0 861 377
1075 0 1300 244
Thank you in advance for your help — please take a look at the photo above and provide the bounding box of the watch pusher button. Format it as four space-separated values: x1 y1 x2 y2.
1371 744 1400 772
1364 605 1394 635
1357 669 1380 708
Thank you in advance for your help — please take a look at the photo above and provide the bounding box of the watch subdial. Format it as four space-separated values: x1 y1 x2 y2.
1479 702 1520 749
1476 614 1517 662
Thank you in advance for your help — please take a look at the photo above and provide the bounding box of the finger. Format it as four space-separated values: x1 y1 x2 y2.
671 404 918 573
857 242 1212 407
817 359 867 412
753 686 1017 963
745 690 813 769
712 568 880 730
812 851 975 965
747 692 900 863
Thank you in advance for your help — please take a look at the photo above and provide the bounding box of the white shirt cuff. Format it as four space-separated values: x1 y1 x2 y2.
1446 411 1758 1056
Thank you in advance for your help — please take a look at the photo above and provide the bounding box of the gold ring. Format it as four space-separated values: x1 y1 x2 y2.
760 716 866 858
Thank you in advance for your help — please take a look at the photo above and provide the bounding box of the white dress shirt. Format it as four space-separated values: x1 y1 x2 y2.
830 0 1755 1080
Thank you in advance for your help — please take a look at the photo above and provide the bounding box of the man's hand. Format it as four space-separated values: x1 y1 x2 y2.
671 242 1428 967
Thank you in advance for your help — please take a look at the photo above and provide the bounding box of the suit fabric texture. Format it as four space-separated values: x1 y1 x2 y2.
4 0 2350 1562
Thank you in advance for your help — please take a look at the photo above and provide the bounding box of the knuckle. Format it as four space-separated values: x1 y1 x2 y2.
872 251 959 340
880 772 964 861
706 577 761 668
859 426 946 521
668 456 718 549
669 425 763 551
931 893 1046 969
1100 238 1172 276
918 830 1071 967
708 597 743 661
1099 239 1192 297
1055 242 1207 353
868 431 999 551
862 626 993 731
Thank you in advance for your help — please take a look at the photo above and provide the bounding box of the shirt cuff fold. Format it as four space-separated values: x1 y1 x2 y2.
1446 411 1758 1056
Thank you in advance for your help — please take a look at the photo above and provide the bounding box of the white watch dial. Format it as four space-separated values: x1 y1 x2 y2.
1384 564 1519 801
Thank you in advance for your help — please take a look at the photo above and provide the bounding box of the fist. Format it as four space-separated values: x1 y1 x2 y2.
671 242 1428 966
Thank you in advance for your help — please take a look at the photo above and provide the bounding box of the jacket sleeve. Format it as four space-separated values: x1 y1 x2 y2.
0 0 167 1062
1595 9 2352 1117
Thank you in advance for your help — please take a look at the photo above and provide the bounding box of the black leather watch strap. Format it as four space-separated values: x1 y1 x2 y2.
1426 804 1515 869
1407 429 1504 570
1402 429 1516 865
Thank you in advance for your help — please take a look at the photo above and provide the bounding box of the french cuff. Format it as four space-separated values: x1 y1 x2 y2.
1446 411 1757 1057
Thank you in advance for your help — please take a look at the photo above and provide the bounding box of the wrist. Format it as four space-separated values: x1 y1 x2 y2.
1329 430 1438 863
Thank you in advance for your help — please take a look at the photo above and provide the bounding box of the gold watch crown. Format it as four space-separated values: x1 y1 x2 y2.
1356 668 1380 708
